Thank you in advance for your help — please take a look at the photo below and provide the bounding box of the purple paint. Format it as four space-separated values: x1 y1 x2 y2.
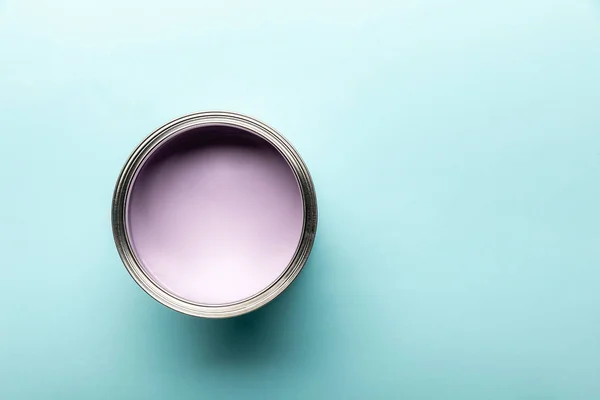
126 126 304 305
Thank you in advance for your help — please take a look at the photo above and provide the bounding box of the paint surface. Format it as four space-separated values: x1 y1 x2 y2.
126 127 304 304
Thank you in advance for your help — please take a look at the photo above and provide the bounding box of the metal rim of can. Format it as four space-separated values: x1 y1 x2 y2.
111 111 318 318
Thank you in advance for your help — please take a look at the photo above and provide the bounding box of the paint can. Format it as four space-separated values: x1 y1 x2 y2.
112 112 317 318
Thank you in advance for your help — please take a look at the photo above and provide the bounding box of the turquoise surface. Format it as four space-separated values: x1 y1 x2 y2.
1 1 600 398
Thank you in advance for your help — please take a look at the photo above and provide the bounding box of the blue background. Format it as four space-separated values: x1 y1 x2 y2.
1 1 600 398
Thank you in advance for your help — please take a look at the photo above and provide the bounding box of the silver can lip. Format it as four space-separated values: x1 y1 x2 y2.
112 111 318 318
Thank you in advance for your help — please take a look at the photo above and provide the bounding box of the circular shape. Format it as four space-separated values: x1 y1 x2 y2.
112 112 317 318
127 126 304 305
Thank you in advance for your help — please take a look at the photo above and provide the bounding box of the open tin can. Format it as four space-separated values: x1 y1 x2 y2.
112 112 317 318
